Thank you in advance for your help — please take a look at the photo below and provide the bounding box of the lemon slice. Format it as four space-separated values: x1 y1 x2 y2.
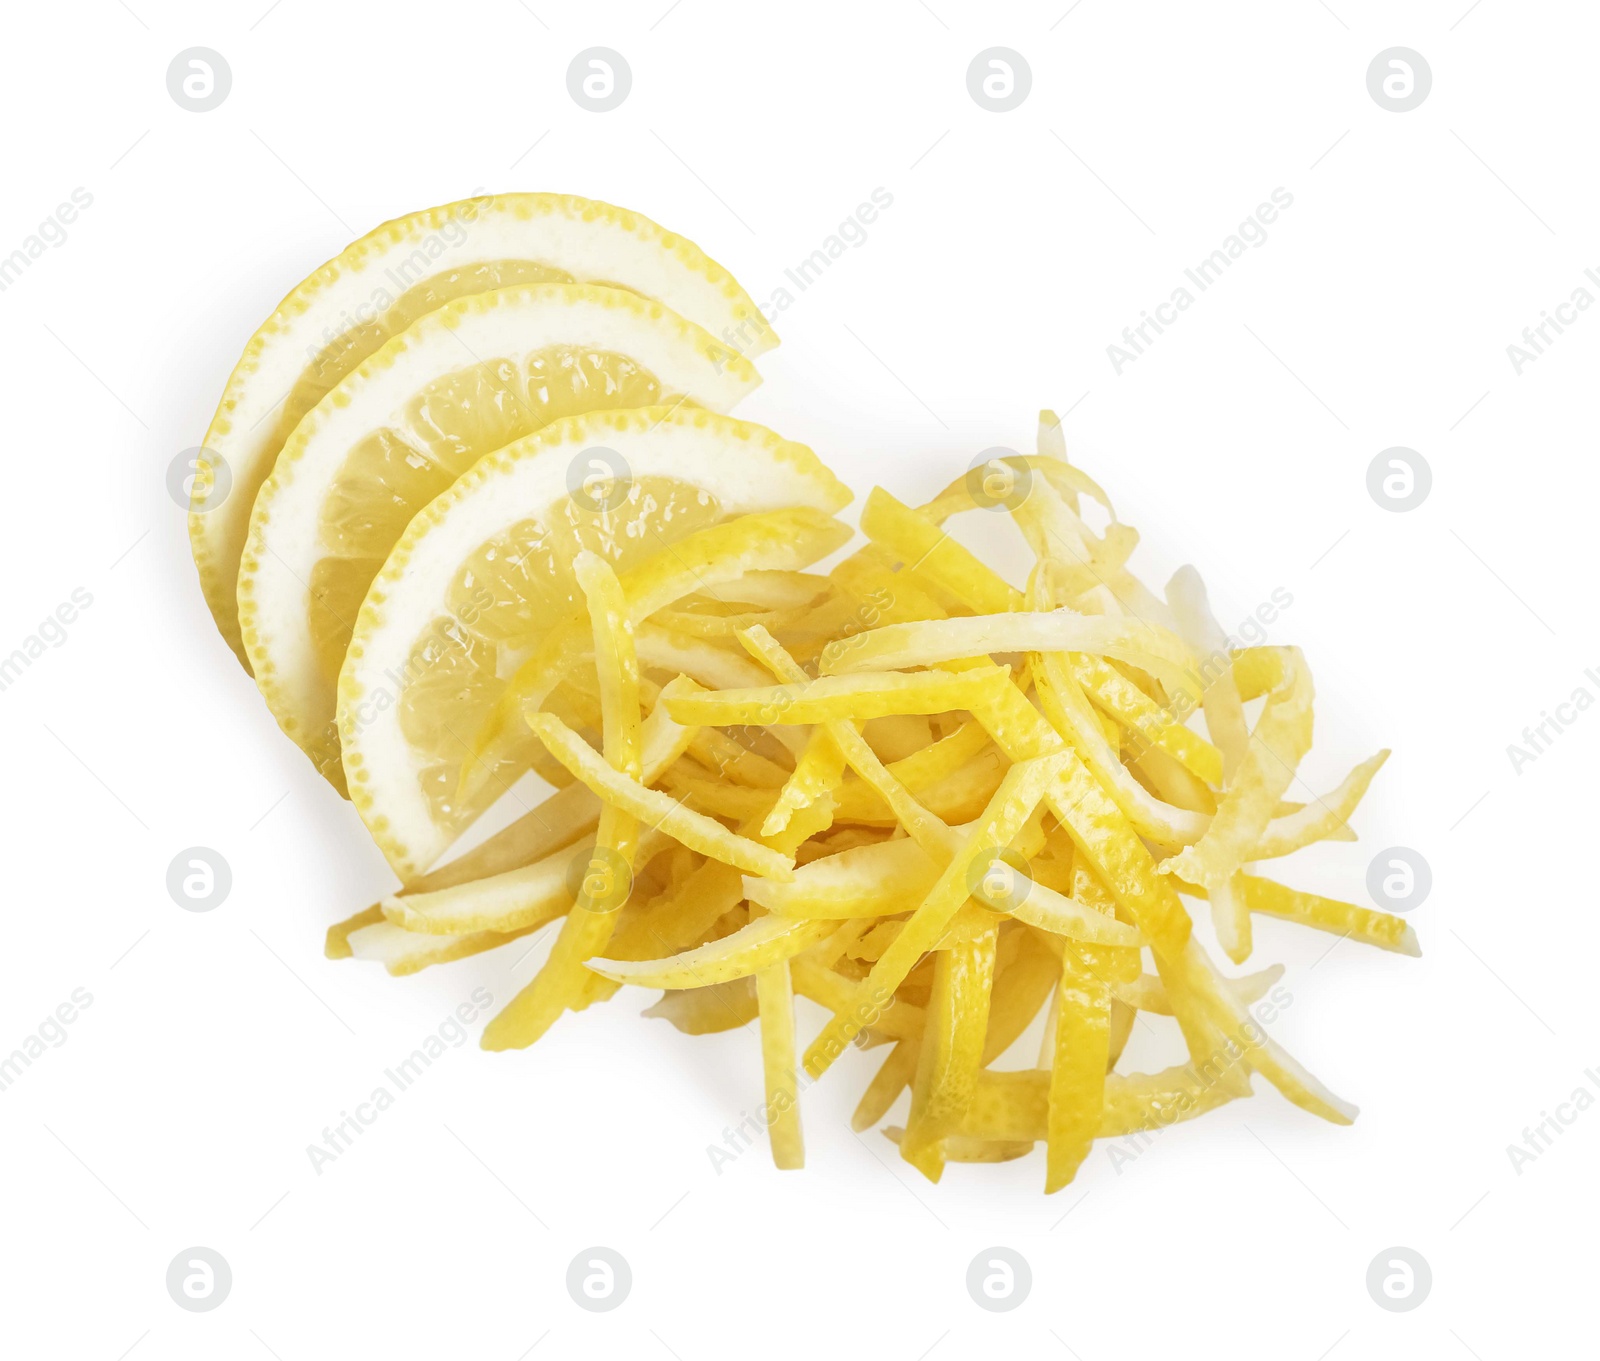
238 283 760 789
191 193 778 668
338 407 850 880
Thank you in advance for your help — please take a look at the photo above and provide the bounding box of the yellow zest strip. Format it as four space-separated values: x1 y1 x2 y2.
523 712 795 882
644 978 760 1035
886 719 994 787
685 728 791 789
1250 751 1390 859
652 604 812 640
398 777 603 894
790 956 924 1043
859 486 1023 614
983 931 1062 1064
664 666 1005 728
737 627 961 861
764 727 847 836
822 610 1198 698
1033 647 1210 845
1002 878 1143 947
1172 936 1358 1123
970 674 1195 957
853 1040 919 1131
756 962 805 1170
385 830 668 936
482 554 645 1051
588 914 837 989
901 923 999 1181
1166 565 1250 782
802 752 1069 1080
961 1063 1247 1143
747 835 938 919
326 905 385 959
1112 963 1285 1016
698 569 833 611
464 507 852 795
346 922 498 974
1161 648 1315 964
345 917 542 977
606 860 744 965
1215 874 1421 956
890 1132 1035 1163
1046 950 1111 1192
1071 653 1224 787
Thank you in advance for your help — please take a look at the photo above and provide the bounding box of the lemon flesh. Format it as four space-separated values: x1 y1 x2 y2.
192 193 778 668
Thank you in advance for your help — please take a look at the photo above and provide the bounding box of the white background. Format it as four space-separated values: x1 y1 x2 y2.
0 1 1593 1357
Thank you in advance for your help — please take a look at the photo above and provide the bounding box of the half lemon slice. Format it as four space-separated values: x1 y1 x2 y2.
238 283 760 790
337 407 851 881
191 193 777 668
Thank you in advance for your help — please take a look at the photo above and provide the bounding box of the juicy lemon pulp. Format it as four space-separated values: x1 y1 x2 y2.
395 476 724 826
308 346 668 683
274 259 579 453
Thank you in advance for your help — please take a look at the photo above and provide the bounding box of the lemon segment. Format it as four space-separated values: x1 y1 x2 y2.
338 406 850 881
240 283 758 789
193 192 778 668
